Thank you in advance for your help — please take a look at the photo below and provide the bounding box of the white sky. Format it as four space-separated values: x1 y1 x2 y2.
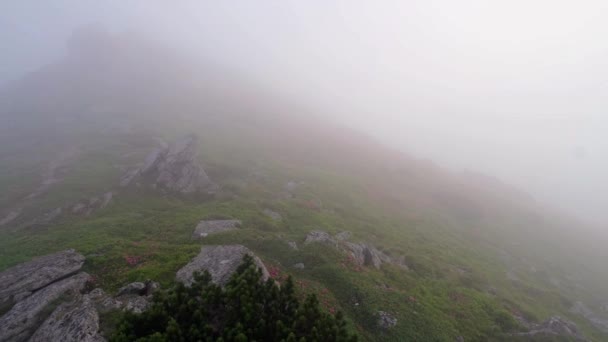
1 1 607 225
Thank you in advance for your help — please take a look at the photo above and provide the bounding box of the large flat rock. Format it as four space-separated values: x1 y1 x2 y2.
192 219 241 238
0 249 85 307
176 245 269 286
29 295 105 342
0 272 89 342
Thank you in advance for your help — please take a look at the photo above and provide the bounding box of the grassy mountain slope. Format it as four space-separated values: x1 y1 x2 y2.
1 31 607 341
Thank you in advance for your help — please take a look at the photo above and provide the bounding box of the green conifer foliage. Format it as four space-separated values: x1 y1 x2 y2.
111 255 358 342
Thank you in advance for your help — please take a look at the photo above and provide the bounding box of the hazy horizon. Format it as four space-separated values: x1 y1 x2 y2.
2 1 607 227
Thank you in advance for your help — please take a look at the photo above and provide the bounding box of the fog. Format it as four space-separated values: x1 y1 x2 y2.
2 1 607 226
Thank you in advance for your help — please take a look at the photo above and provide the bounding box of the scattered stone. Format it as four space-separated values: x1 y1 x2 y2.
176 245 269 286
304 231 336 246
303 230 403 270
192 219 241 238
455 336 464 342
89 280 159 314
287 241 298 250
0 272 89 342
0 249 85 308
29 295 105 342
377 311 397 329
513 316 588 341
343 242 391 269
570 301 608 333
263 209 282 221
293 263 305 270
335 231 352 241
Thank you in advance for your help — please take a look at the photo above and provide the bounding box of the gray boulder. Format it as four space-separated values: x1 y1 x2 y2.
377 311 398 329
192 220 241 239
304 231 336 246
0 249 85 307
176 245 269 286
304 230 396 269
0 272 89 342
293 263 305 270
146 135 217 193
29 295 105 342
113 280 160 313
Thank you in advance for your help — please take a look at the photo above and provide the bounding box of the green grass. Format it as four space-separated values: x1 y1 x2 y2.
1 126 607 341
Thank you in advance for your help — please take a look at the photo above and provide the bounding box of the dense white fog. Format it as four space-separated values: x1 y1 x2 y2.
2 1 607 225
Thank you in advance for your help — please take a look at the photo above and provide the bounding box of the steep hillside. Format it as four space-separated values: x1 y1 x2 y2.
1 31 607 341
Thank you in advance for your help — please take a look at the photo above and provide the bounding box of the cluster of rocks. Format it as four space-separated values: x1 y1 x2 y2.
513 316 588 341
121 135 217 194
192 219 241 239
176 245 269 286
22 191 114 229
570 301 608 333
0 250 161 342
303 230 408 270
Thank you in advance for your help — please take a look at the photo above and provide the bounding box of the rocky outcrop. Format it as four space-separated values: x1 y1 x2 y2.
0 272 89 342
304 231 336 246
377 311 397 329
192 219 241 239
343 242 392 269
513 316 588 341
176 245 269 286
121 135 217 194
29 295 105 342
303 230 406 270
570 301 608 333
0 249 85 308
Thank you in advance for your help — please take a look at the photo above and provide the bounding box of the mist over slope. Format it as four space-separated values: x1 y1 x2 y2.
1 30 608 341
